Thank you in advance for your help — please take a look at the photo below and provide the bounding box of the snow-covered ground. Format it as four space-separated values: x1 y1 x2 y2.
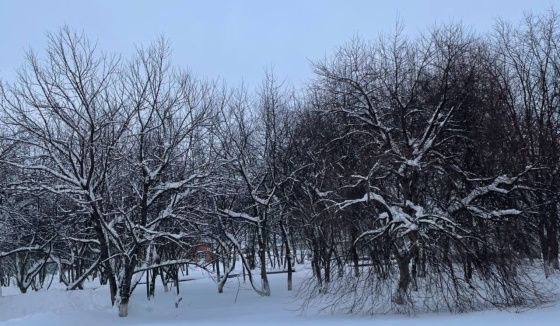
1 265 560 325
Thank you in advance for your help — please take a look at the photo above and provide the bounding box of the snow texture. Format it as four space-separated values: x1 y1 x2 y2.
1 267 559 325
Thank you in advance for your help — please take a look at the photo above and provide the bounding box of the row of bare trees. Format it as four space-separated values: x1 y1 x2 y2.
1 10 560 317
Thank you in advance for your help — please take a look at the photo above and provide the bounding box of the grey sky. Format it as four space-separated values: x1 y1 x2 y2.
0 0 555 88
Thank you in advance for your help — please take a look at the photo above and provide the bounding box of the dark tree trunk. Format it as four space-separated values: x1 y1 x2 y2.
93 214 117 305
258 224 270 296
394 255 411 305
280 220 293 290
118 257 137 317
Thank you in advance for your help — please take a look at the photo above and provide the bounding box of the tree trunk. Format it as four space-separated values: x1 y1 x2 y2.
218 253 236 293
149 268 158 298
93 215 117 305
280 220 293 291
146 269 150 300
257 222 271 296
393 256 411 305
351 228 360 277
118 251 139 318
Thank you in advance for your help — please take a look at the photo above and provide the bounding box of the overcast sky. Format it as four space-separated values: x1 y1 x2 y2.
0 0 555 88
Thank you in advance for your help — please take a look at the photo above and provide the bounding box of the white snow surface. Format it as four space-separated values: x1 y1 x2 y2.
1 266 560 325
